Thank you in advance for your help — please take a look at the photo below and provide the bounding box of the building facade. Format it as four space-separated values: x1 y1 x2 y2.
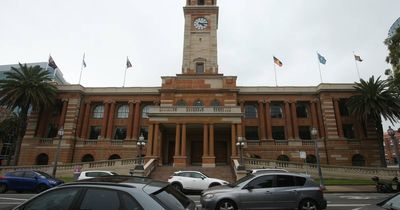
18 0 381 167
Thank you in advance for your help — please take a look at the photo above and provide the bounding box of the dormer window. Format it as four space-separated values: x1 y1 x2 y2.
196 63 204 74
198 0 205 5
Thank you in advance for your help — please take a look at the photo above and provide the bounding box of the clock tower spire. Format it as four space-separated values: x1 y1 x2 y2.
182 0 219 75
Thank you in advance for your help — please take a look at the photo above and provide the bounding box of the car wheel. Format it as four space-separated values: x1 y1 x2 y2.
171 182 183 192
209 182 221 188
298 199 320 210
215 199 237 210
0 184 7 193
35 184 48 193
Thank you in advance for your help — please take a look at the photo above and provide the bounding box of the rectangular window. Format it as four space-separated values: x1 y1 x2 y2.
245 105 258 118
140 127 149 140
298 126 311 140
339 99 350 116
272 126 285 140
89 126 101 139
245 126 259 140
270 103 283 118
343 124 355 139
46 124 58 138
114 127 127 140
196 63 204 74
296 103 309 118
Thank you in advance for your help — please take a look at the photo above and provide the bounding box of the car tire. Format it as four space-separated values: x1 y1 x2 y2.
215 199 237 210
0 184 7 193
35 184 48 193
298 199 320 210
209 182 221 188
171 182 183 192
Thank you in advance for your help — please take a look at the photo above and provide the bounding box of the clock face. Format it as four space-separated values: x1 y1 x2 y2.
193 17 208 30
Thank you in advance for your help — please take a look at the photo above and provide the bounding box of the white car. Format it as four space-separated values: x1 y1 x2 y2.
77 170 118 181
168 171 229 192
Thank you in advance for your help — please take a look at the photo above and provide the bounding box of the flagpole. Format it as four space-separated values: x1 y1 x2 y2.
123 57 128 87
317 52 323 84
353 51 361 80
78 53 85 85
273 57 278 87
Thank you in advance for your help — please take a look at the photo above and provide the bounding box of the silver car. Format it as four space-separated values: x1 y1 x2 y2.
201 172 327 210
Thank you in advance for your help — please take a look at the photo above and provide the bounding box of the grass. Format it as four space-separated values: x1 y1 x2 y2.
316 178 375 185
59 176 75 183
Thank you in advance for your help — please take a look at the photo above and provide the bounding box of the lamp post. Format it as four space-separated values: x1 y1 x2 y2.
52 127 64 177
387 126 400 169
134 134 146 170
236 136 246 170
311 127 324 188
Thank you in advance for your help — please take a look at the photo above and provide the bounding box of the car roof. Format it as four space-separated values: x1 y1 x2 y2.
253 172 310 178
81 170 115 173
72 175 168 188
174 171 202 173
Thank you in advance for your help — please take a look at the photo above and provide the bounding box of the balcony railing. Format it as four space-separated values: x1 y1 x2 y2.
147 106 242 116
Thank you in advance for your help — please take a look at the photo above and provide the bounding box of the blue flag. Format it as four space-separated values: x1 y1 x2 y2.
317 53 326 65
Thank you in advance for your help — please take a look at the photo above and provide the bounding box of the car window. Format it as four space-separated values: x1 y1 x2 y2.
79 188 120 210
11 171 24 177
247 175 274 189
86 172 99 177
24 171 37 179
22 188 80 210
294 176 307 186
382 194 400 209
191 172 203 179
153 185 191 210
276 175 295 187
98 172 110 176
121 192 144 210
180 172 191 177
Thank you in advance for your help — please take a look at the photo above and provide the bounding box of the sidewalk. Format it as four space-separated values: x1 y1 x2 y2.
325 185 376 193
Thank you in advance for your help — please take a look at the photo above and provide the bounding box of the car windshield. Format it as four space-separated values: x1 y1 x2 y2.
35 171 53 179
152 185 192 210
229 174 254 187
381 194 400 209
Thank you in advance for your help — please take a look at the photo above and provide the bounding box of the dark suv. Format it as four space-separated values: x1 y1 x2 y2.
201 172 327 210
11 176 197 210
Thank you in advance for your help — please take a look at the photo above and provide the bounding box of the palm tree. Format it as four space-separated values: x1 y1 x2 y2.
347 76 400 167
0 63 57 165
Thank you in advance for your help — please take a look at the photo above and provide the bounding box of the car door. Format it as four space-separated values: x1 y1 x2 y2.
8 171 25 190
174 172 192 190
238 174 276 209
189 172 208 190
78 188 122 210
270 175 298 209
22 171 38 191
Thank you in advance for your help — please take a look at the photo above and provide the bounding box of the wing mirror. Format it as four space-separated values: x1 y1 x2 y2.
244 185 254 191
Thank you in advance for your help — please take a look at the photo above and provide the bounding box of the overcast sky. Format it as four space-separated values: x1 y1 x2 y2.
1 0 399 88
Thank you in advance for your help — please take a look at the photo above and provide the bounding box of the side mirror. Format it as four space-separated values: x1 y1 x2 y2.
201 176 206 180
244 185 254 191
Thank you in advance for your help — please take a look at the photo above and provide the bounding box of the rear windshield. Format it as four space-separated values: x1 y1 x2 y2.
152 185 192 210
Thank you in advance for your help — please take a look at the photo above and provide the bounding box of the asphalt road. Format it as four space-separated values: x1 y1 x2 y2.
0 192 393 210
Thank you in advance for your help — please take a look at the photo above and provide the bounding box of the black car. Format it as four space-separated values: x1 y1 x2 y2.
10 175 197 210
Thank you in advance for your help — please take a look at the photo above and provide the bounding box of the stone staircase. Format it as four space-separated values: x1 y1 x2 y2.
149 165 236 183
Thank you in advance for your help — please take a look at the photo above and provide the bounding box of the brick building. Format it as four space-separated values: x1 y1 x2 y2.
384 131 400 164
18 0 382 167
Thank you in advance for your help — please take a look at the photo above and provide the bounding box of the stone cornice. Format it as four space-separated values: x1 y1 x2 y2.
238 83 356 95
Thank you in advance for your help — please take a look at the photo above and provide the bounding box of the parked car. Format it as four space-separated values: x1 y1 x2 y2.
168 171 229 193
10 175 197 210
0 170 63 193
359 192 400 209
77 170 118 180
247 168 289 174
201 172 327 210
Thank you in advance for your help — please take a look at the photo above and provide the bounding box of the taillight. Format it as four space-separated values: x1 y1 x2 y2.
0 176 5 180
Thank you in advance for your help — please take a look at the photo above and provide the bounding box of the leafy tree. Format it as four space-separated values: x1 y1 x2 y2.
384 27 400 96
0 63 57 165
347 76 400 167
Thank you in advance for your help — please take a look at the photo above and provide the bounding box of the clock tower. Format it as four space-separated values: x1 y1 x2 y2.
182 0 219 75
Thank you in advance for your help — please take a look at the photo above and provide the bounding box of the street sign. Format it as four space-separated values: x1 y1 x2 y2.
300 151 306 159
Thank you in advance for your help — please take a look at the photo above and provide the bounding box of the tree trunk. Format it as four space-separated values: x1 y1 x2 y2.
376 118 387 167
11 108 28 166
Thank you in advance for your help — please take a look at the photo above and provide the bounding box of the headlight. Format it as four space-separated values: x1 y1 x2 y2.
203 194 214 199
49 180 57 184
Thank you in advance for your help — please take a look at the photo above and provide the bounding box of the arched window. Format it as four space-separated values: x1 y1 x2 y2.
193 100 204 107
82 154 94 162
142 105 150 118
36 153 49 165
198 0 205 5
176 100 187 106
306 155 317 164
108 154 121 160
92 105 104 118
277 155 289 162
352 154 365 166
245 105 258 118
211 99 220 107
117 105 129 118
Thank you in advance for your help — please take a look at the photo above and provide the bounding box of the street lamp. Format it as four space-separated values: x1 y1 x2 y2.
134 133 146 170
387 126 400 169
311 127 324 188
52 127 64 177
236 136 246 170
